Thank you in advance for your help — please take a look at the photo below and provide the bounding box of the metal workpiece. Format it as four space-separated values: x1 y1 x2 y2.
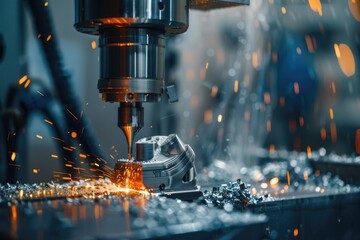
137 134 198 192
114 134 199 193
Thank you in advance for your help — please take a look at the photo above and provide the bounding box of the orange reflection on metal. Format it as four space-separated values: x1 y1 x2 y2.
11 205 17 238
307 146 312 158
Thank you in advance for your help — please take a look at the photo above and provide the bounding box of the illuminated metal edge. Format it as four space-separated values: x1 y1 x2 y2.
189 0 250 10
152 186 203 201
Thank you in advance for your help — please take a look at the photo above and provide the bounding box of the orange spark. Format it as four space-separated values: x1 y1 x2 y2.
91 41 97 49
287 171 291 185
281 6 286 14
66 108 78 120
51 154 58 158
11 152 16 161
36 134 43 139
334 43 356 77
307 146 312 158
329 108 334 119
299 117 304 127
44 119 54 125
71 132 77 138
234 80 239 93
305 35 314 53
44 1 49 7
211 86 218 97
46 35 52 42
33 169 39 174
204 110 213 124
79 154 87 159
270 177 279 186
294 82 300 94
294 228 299 237
321 128 327 140
217 114 223 123
18 75 28 85
24 79 31 88
308 0 323 16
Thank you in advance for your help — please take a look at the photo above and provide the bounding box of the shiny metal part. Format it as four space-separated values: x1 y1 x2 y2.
137 134 198 192
189 0 250 10
114 134 199 193
118 102 144 159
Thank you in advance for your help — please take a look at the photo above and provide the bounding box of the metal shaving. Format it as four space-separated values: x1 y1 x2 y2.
0 178 148 205
203 179 274 210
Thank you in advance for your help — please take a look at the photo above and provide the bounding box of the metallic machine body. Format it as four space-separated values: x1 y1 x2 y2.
74 0 249 159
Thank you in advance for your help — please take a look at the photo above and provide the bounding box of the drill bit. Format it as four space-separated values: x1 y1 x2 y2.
118 103 144 160
120 126 137 160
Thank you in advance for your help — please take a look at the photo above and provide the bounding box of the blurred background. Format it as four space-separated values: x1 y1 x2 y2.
0 0 359 183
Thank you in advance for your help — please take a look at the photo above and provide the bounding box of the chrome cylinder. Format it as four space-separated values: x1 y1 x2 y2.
74 0 189 103
98 28 165 102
